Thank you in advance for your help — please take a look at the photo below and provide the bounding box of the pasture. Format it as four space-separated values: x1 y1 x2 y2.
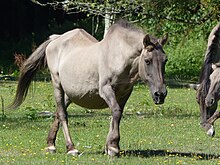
0 81 220 164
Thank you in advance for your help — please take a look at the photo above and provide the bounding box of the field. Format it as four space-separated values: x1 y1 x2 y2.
0 81 220 164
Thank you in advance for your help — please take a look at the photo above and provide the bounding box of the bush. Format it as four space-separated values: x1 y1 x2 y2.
165 36 206 81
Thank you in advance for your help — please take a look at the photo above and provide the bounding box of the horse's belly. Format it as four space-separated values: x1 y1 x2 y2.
59 60 106 109
61 79 108 108
69 91 108 109
62 81 107 109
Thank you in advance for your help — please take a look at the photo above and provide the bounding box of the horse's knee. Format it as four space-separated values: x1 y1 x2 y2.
112 109 122 121
57 109 68 122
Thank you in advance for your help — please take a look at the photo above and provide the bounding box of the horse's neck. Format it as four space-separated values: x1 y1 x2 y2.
129 57 140 83
103 30 143 56
121 31 144 53
101 31 143 84
125 32 144 83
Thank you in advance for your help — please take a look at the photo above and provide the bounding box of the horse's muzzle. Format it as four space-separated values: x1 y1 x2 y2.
153 91 167 104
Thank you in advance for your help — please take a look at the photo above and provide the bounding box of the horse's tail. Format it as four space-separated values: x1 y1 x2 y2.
10 35 59 109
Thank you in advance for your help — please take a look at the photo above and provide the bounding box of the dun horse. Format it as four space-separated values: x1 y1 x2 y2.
197 22 220 137
11 20 168 156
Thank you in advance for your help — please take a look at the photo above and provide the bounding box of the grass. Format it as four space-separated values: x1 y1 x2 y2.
1 81 220 164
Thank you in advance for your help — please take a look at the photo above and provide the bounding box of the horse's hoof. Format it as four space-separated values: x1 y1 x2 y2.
45 146 56 153
67 149 79 156
207 125 215 137
105 146 119 156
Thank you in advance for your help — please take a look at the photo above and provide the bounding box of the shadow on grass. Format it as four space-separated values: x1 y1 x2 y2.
122 149 220 160
93 149 220 160
89 149 220 160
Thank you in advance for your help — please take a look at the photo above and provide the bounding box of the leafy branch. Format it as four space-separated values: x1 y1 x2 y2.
31 0 217 26
31 0 144 18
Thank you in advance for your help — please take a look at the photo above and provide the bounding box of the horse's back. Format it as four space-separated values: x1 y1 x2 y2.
46 28 99 71
49 28 98 49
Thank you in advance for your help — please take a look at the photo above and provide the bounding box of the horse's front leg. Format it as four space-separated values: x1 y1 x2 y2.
200 101 217 137
207 111 220 127
99 83 123 156
197 87 217 137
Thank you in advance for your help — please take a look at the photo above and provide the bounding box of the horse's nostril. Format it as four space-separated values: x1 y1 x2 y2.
154 91 166 98
210 98 215 105
206 97 215 107
154 91 160 97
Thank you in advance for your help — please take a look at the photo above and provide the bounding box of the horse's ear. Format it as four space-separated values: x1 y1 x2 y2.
160 33 168 46
212 63 217 70
143 34 151 48
212 62 220 70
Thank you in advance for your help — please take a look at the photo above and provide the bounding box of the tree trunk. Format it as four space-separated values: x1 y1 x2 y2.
104 8 115 37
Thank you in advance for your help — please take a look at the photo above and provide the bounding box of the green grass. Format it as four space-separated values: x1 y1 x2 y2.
1 81 220 164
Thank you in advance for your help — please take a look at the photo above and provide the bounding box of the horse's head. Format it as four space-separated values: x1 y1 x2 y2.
205 63 220 107
139 34 168 104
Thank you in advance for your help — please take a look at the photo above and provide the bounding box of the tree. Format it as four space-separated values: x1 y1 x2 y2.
31 0 220 38
31 0 145 36
142 0 220 35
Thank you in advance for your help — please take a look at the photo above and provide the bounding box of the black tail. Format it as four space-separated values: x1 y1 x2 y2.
10 37 56 109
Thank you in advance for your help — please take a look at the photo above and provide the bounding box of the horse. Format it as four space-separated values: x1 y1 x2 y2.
196 22 220 137
203 63 220 128
10 20 168 156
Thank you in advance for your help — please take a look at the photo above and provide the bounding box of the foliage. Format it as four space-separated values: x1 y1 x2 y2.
33 0 220 24
165 35 206 80
33 0 144 18
24 106 39 120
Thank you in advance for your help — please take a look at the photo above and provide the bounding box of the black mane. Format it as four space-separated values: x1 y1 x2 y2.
199 23 220 97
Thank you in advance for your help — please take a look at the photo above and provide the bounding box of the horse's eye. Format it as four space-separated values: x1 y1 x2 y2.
146 45 154 52
145 59 151 65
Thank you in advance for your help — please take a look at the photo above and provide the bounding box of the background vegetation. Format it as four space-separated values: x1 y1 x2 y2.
1 0 220 81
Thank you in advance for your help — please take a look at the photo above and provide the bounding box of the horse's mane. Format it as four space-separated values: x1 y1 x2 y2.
105 19 143 37
199 23 220 97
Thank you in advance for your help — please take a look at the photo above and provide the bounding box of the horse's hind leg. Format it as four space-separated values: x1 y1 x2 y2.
47 74 78 155
46 94 71 153
46 112 59 153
